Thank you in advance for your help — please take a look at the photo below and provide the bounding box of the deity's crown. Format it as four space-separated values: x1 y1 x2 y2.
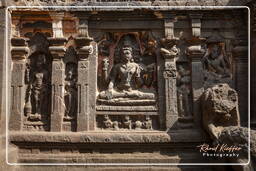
122 46 133 52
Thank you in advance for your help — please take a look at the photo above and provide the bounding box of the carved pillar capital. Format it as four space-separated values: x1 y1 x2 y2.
11 16 21 37
75 37 93 60
49 12 65 38
49 46 66 60
75 14 92 38
48 37 67 60
11 46 30 60
186 45 205 59
11 37 29 60
162 14 176 39
189 14 203 38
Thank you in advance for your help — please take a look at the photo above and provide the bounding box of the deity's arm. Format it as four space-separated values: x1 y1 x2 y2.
108 65 117 90
219 54 228 71
134 64 143 88
201 49 210 70
144 63 155 87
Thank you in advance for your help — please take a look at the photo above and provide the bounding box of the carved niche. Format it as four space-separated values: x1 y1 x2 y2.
23 33 51 131
96 32 159 130
63 46 78 122
63 42 78 131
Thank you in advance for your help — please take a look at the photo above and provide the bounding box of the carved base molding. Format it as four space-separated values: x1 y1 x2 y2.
9 130 209 164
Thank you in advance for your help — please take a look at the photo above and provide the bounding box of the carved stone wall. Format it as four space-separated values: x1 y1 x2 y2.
3 5 250 168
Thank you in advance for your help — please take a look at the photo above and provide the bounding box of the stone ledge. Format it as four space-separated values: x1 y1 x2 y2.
4 0 254 7
9 130 208 143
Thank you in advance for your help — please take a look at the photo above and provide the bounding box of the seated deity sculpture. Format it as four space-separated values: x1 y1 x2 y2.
98 45 156 105
202 44 230 79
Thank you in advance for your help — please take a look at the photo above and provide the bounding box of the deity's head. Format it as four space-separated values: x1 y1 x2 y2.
178 65 185 72
104 115 109 120
124 115 130 121
121 46 133 63
66 64 76 80
36 53 46 68
145 115 150 121
210 44 221 59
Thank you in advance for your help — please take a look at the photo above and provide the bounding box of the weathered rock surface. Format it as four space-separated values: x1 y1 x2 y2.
201 83 240 139
201 84 255 170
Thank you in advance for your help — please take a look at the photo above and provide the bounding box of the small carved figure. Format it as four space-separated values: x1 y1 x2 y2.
123 115 132 130
101 58 110 88
143 116 152 130
102 115 119 130
141 39 157 87
64 63 77 120
112 121 119 130
25 53 49 121
103 115 113 129
143 40 157 57
177 65 191 117
135 120 143 130
202 44 230 81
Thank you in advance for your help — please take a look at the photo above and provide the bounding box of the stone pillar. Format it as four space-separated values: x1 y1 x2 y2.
251 5 256 128
162 14 179 130
75 15 94 131
49 13 66 131
187 14 205 128
233 45 248 127
187 51 205 128
9 39 29 131
163 60 178 130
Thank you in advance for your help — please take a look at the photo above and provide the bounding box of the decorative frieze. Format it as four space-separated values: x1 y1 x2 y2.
96 115 155 130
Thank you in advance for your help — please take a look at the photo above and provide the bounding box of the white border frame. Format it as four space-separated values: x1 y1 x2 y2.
5 5 251 166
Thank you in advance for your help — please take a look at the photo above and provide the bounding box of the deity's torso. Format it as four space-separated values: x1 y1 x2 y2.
208 54 225 74
114 62 140 90
32 69 48 89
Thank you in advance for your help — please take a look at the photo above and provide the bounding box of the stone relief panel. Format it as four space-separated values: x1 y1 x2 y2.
23 33 51 131
96 114 157 131
96 32 160 130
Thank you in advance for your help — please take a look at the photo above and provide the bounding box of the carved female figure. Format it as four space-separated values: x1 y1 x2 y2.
64 63 77 120
25 53 49 120
202 44 230 79
177 65 191 117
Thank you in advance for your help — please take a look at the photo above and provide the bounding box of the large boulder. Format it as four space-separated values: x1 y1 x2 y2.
201 83 255 171
201 83 240 139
